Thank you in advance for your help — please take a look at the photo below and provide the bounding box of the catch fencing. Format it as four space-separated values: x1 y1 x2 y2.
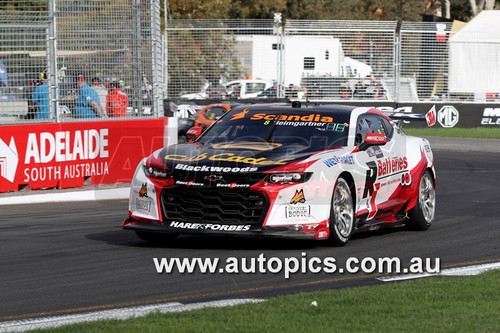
0 0 163 124
1 3 498 125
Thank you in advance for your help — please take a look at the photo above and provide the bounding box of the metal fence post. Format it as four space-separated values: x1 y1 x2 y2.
274 13 284 98
394 35 400 102
48 0 58 122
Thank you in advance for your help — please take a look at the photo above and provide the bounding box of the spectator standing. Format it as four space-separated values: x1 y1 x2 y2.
32 73 50 119
106 81 129 117
75 75 104 118
91 77 108 115
25 80 37 119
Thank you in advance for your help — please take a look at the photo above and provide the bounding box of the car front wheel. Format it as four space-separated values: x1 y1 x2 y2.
329 177 354 246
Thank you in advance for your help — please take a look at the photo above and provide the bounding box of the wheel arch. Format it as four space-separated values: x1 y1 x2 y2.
338 171 356 205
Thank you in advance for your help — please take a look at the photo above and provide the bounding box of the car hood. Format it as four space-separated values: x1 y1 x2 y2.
154 141 330 173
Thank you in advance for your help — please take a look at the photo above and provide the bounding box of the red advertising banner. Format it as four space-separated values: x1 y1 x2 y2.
0 118 171 192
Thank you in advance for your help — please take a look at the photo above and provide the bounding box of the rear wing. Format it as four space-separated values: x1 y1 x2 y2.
384 106 436 127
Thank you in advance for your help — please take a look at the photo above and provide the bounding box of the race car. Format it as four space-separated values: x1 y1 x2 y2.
123 103 436 245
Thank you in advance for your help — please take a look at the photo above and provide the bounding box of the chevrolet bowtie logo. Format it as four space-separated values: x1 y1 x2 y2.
204 175 223 182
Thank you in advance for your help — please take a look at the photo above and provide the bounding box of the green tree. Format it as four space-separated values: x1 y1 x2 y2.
229 0 286 18
168 0 231 19
284 0 330 19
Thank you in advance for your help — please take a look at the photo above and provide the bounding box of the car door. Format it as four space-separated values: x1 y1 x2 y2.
355 113 404 220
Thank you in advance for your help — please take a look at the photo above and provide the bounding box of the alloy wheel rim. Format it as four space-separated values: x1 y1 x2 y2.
333 180 354 237
419 173 435 223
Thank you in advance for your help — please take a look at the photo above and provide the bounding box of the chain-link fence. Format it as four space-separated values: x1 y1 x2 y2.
284 20 397 102
1 3 498 125
165 18 276 101
0 0 163 124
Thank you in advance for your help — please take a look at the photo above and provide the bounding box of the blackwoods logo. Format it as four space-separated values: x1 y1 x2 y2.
0 137 18 183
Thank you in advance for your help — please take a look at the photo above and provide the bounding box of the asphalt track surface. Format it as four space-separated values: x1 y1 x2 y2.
1 142 500 321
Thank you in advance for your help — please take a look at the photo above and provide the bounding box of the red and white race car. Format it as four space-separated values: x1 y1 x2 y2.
123 104 436 246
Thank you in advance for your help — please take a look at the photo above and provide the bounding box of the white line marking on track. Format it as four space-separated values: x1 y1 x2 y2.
376 262 500 282
0 298 264 332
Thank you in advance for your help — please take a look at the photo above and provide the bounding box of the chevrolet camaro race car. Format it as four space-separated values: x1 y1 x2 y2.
123 104 437 245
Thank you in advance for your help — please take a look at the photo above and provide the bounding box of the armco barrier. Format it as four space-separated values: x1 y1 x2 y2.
0 118 174 193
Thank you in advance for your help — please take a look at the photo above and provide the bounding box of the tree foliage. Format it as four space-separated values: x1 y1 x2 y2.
168 0 231 19
165 0 487 22
228 0 287 19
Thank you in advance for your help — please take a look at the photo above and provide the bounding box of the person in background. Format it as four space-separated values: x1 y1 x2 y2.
32 73 50 119
106 81 129 117
285 84 298 99
75 75 104 118
91 77 108 115
25 80 37 119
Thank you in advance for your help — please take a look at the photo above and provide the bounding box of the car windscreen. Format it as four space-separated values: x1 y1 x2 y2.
204 107 228 120
198 109 350 150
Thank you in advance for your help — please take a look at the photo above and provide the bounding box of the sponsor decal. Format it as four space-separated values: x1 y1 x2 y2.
139 183 148 197
166 153 292 166
481 108 500 125
377 157 408 178
437 106 459 128
367 146 384 159
251 113 334 123
175 163 258 173
285 205 311 219
216 183 251 188
290 189 306 204
366 133 386 143
0 137 19 182
426 106 437 127
136 198 151 212
175 180 205 187
274 120 328 127
401 172 412 186
169 221 251 231
230 109 249 121
323 155 355 167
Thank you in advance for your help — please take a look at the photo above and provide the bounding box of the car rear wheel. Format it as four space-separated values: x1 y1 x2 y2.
329 177 354 246
409 170 435 231
135 231 178 243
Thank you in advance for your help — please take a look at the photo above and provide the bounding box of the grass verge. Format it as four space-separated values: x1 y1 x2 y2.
403 127 500 139
33 269 500 333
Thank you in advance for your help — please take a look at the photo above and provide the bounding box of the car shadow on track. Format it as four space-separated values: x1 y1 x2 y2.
85 224 415 250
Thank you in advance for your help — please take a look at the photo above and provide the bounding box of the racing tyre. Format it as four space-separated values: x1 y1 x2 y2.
329 177 354 246
409 170 435 231
135 231 178 244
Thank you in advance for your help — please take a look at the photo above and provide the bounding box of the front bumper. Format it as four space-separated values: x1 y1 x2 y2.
122 217 329 240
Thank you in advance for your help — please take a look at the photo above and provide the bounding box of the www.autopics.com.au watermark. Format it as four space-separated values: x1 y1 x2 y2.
153 253 440 279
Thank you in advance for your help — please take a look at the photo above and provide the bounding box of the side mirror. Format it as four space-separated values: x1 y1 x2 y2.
186 126 203 139
359 133 387 151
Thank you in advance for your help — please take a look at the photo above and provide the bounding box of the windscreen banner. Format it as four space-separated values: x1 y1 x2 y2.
0 118 172 192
